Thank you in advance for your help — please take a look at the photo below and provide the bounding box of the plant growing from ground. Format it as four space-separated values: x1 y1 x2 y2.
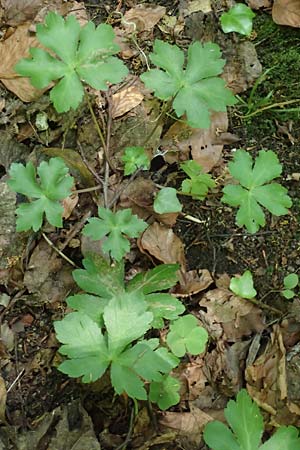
7 157 74 231
220 3 255 36
153 187 182 214
15 12 128 112
121 146 150 175
222 149 292 233
203 389 300 449
180 160 216 200
230 270 257 299
54 254 208 408
281 273 299 299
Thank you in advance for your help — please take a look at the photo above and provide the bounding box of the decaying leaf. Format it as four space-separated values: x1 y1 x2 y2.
122 4 166 32
0 375 7 424
272 0 300 27
111 85 144 119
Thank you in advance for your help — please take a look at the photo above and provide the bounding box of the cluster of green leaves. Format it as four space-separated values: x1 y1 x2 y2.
54 254 208 409
141 40 237 129
281 273 299 299
8 157 74 231
121 146 150 176
180 160 216 200
82 207 147 261
222 150 292 233
203 389 300 450
15 12 128 112
220 3 255 36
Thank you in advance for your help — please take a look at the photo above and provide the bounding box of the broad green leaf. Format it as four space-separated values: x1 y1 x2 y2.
225 389 263 450
104 292 153 357
221 4 255 36
230 270 257 299
8 158 73 231
54 312 110 383
203 421 240 450
141 40 236 129
181 160 216 200
145 293 185 328
111 340 178 400
15 12 128 112
153 187 182 214
66 294 109 327
282 289 295 299
149 375 181 410
284 273 299 289
83 207 147 261
166 314 208 357
127 264 179 294
72 255 125 298
121 146 150 175
259 426 300 450
222 150 292 233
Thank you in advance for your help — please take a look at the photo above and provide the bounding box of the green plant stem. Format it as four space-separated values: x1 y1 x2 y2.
241 98 300 118
142 100 172 148
115 406 135 450
85 92 115 173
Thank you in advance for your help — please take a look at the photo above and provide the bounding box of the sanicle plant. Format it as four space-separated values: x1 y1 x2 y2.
7 10 294 416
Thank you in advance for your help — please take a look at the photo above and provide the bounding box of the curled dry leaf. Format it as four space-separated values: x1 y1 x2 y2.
139 221 186 266
272 0 300 27
123 4 166 32
111 85 144 119
246 324 300 426
0 24 45 102
172 269 214 297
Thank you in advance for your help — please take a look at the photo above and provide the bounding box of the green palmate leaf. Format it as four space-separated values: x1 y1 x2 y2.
126 264 179 294
111 339 179 400
83 207 148 261
15 12 128 112
8 157 73 231
149 375 181 410
222 150 292 233
141 40 236 129
104 292 153 357
203 421 240 450
221 4 255 36
121 146 150 175
259 426 300 450
72 254 125 299
153 187 182 214
66 294 109 327
54 312 110 383
230 270 257 299
145 293 185 328
181 160 216 200
166 314 208 357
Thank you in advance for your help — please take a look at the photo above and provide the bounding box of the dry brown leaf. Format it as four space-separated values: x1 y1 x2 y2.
246 0 272 9
0 24 45 101
123 4 166 32
199 288 264 341
272 0 300 27
62 193 78 219
180 0 212 16
0 375 7 424
1 0 43 25
111 85 144 119
139 221 186 266
161 112 237 172
172 269 214 297
31 1 88 29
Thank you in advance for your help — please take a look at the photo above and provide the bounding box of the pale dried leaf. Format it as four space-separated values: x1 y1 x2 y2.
62 193 78 219
0 24 45 102
111 86 144 119
123 4 166 32
272 0 300 27
247 0 272 9
173 269 214 297
0 375 7 424
2 0 43 25
180 0 212 16
139 221 186 267
0 322 14 352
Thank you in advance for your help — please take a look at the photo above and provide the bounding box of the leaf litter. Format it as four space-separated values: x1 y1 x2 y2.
0 0 300 448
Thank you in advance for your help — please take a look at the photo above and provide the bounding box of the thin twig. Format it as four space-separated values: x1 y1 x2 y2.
42 233 78 267
73 185 102 194
115 407 135 450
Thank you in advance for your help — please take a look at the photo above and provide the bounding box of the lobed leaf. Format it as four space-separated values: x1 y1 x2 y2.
126 264 179 295
230 270 257 299
149 375 181 410
221 3 255 36
166 314 208 357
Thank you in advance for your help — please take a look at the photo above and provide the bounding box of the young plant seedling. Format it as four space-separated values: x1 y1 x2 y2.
54 253 208 408
153 187 182 214
222 150 292 233
140 40 237 129
203 389 300 449
8 157 74 231
121 146 150 175
180 160 216 200
230 270 257 299
220 3 255 36
281 273 299 299
82 207 148 261
15 12 128 112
